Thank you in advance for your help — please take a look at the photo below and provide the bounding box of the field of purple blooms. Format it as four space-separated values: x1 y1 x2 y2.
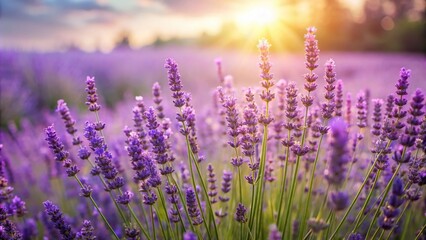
0 27 426 240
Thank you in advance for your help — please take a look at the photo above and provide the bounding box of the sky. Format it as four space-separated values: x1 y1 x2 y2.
0 0 404 52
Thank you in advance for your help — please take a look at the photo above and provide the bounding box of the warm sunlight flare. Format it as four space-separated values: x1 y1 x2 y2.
235 2 279 28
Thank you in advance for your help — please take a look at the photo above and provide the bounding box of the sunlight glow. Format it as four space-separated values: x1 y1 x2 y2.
235 2 279 29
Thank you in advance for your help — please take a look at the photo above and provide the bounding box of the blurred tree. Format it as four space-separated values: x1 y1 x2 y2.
114 31 132 50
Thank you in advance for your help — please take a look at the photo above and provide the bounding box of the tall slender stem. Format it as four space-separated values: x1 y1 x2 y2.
328 147 383 239
300 135 324 238
352 169 382 232
73 176 120 240
365 163 402 239
150 205 156 240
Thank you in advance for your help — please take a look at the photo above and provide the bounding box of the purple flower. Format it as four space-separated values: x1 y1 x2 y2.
322 59 336 119
395 68 410 98
400 89 425 147
184 231 197 240
385 94 395 118
371 99 384 136
223 96 241 144
10 196 26 217
125 227 140 240
186 188 203 225
215 58 225 84
165 58 185 108
116 191 134 205
284 82 299 128
76 220 96 240
0 207 22 239
219 170 232 202
235 203 247 223
56 99 82 145
85 76 101 112
45 125 80 177
43 201 76 240
348 233 364 240
84 122 123 190
304 27 319 71
132 96 149 150
145 107 174 175
392 146 411 163
125 131 161 202
302 27 319 107
392 68 411 129
346 92 352 126
268 224 282 240
207 164 217 204
240 88 260 157
329 191 349 211
379 177 405 230
80 184 92 198
324 118 350 186
22 218 38 239
335 80 344 117
274 80 286 138
165 183 180 223
152 82 165 119
356 91 367 128
257 39 275 104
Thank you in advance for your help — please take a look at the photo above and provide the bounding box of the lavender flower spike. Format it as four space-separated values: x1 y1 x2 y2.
152 82 165 119
76 220 96 240
324 118 350 186
45 125 80 177
43 201 76 240
165 58 185 108
186 188 203 225
268 224 282 240
84 122 123 190
56 99 81 146
235 203 247 223
322 59 336 119
302 26 320 107
257 39 275 103
145 107 174 175
85 76 101 112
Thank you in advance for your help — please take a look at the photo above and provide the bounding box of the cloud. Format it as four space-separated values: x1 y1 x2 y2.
0 0 228 51
160 0 231 16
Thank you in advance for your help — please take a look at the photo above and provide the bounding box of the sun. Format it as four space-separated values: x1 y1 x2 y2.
235 3 279 28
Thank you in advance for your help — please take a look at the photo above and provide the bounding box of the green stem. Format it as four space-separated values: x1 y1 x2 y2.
179 105 218 239
401 203 413 240
128 204 151 240
283 88 311 239
282 154 301 238
371 227 381 240
300 135 324 238
316 185 330 221
255 120 269 239
302 230 312 240
352 169 382 232
157 188 174 239
186 141 212 240
74 140 129 227
328 140 389 240
169 174 195 232
150 205 156 240
73 176 120 240
276 131 291 229
415 224 426 240
365 163 402 239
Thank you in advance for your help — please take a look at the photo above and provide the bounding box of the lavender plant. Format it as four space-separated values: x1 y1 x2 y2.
0 26 425 240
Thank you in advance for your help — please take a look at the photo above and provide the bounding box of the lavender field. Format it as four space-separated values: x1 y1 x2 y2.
1 27 426 240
